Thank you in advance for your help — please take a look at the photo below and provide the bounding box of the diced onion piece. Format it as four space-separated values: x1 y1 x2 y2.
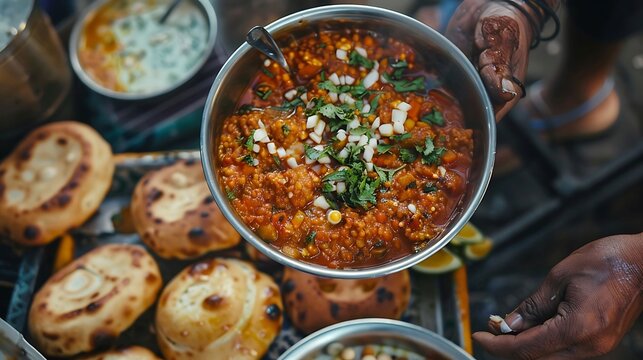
287 157 299 168
375 133 381 140
258 120 265 129
358 135 369 147
318 156 331 164
311 164 321 173
365 162 374 171
363 146 374 162
329 92 338 103
338 148 349 159
277 147 287 158
347 119 360 129
438 166 447 177
373 60 379 70
380 73 389 84
284 89 298 100
313 145 325 151
393 122 406 134
314 195 330 209
368 138 378 149
314 120 326 136
344 95 355 105
326 209 342 224
260 136 270 143
339 75 346 85
392 109 408 123
396 101 412 112
306 115 319 129
379 124 394 137
336 181 346 193
300 92 308 103
362 104 371 114
309 132 322 143
362 69 379 89
336 49 348 61
252 144 260 153
267 143 277 154
305 156 315 165
371 117 381 130
407 204 417 213
263 59 271 67
252 158 259 166
339 93 348 103
348 135 361 143
336 130 347 141
329 72 341 85
253 128 267 142
345 75 355 85
355 46 367 57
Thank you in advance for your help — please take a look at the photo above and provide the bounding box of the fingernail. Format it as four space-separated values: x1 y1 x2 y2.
502 78 517 96
505 312 524 330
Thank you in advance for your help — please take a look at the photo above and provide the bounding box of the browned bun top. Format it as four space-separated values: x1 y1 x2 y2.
77 346 162 360
131 160 240 259
0 121 114 246
28 244 162 357
156 258 282 360
281 267 411 334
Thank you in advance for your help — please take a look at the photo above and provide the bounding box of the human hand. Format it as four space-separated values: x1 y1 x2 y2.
446 0 533 120
474 233 643 359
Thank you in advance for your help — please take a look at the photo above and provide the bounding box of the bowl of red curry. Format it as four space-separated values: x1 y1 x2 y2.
201 5 495 278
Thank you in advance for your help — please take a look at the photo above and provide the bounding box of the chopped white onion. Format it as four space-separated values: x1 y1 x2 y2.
335 49 348 61
344 95 355 105
392 109 408 123
267 143 277 154
347 119 360 129
314 120 326 136
373 60 379 70
407 204 417 213
258 120 265 129
253 128 267 142
287 157 299 168
380 73 389 84
345 75 355 85
306 115 319 129
252 144 260 153
339 75 346 85
252 158 260 166
363 146 374 162
365 162 374 171
284 89 298 100
305 156 315 165
313 145 325 151
362 104 371 113
318 156 331 164
371 117 381 130
438 166 447 177
300 92 308 103
368 138 378 149
336 130 347 141
329 72 341 85
379 124 394 137
355 46 367 57
362 69 379 89
336 181 346 193
338 148 349 159
339 93 348 103
396 101 412 112
277 147 287 158
329 92 338 103
309 132 322 144
348 135 361 143
357 135 369 147
313 195 330 210
393 122 406 134
263 59 271 67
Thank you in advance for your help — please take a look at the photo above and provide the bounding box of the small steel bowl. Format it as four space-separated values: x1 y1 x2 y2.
278 318 476 360
201 5 495 278
69 0 217 100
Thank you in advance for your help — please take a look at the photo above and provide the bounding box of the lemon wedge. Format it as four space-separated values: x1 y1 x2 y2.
464 237 493 260
413 248 463 274
451 222 484 245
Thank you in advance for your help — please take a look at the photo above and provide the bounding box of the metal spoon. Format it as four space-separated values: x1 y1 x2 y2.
159 0 182 24
246 26 291 74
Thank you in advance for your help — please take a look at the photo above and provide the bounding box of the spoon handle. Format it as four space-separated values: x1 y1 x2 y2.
159 0 182 24
246 26 291 74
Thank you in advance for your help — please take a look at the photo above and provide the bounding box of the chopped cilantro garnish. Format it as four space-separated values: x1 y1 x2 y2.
304 144 333 161
417 137 434 156
391 133 411 142
255 86 272 100
399 148 417 163
226 189 236 200
282 124 290 135
272 155 281 166
348 50 374 69
422 147 446 165
390 59 408 79
261 67 274 78
363 94 381 115
244 130 255 151
318 81 371 99
349 125 373 137
318 80 338 93
236 104 256 115
240 154 256 166
421 109 445 126
373 164 405 183
383 74 426 93
423 182 437 193
406 181 417 189
318 103 357 131
318 42 327 48
305 231 317 245
322 161 380 209
377 143 393 154
321 182 335 193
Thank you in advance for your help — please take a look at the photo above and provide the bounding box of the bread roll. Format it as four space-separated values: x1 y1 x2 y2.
78 346 161 360
281 267 411 334
29 244 162 357
156 258 282 360
131 160 240 259
0 121 114 246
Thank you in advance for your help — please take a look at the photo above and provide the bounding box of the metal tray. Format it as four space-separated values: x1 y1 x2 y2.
5 151 470 359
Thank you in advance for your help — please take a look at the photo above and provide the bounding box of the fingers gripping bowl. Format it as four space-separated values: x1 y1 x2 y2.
201 5 495 278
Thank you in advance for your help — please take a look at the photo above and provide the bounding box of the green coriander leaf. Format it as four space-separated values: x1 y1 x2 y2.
423 182 437 193
364 94 381 115
304 144 327 160
320 71 326 81
321 182 334 193
349 84 370 99
318 42 327 48
272 155 281 166
226 189 236 200
323 169 348 182
282 124 290 135
383 73 426 93
305 231 317 245
318 80 339 93
399 148 417 163
244 130 255 151
416 137 434 156
240 154 255 166
373 164 405 183
348 50 374 69
421 109 445 126
406 181 417 189
422 147 446 165
236 104 256 115
391 133 411 142
377 143 393 154
261 67 274 78
349 125 373 137
390 59 408 68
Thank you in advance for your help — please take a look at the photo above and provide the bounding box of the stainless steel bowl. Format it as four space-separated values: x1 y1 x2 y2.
278 318 476 360
69 0 217 100
201 5 495 278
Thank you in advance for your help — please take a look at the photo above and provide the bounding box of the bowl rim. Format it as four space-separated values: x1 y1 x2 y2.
277 318 476 360
201 4 496 279
68 0 218 101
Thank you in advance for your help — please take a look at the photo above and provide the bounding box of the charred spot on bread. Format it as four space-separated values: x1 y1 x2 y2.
86 301 102 313
188 227 205 239
189 261 214 276
265 304 281 320
24 225 40 241
145 272 158 284
200 211 209 218
329 302 340 319
184 158 197 166
295 292 304 301
59 308 83 320
0 182 4 198
376 287 394 303
282 279 295 294
202 196 214 205
19 149 31 161
202 294 224 310
56 137 68 145
42 331 60 340
90 329 117 350
147 188 163 203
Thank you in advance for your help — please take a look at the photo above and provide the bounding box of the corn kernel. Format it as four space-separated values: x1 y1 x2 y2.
404 119 415 131
326 210 342 225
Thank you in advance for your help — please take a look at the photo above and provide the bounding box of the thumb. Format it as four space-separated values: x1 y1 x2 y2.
503 273 565 332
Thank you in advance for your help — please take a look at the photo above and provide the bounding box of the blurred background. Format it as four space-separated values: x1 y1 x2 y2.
1 0 641 359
